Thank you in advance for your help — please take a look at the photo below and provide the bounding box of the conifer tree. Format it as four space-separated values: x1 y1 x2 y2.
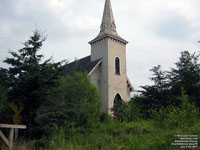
0 68 12 123
4 30 64 138
169 51 200 107
136 51 200 118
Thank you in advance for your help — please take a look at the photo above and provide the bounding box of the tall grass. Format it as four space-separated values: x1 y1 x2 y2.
8 94 200 150
9 120 200 150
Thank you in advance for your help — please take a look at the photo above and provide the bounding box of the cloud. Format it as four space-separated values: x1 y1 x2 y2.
0 0 200 90
68 15 100 30
150 13 190 41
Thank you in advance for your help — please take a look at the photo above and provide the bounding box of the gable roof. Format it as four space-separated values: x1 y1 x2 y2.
62 55 102 76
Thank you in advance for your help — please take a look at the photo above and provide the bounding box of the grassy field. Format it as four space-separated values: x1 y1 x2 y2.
2 120 199 150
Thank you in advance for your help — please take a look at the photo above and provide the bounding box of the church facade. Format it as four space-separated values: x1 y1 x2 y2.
63 0 133 112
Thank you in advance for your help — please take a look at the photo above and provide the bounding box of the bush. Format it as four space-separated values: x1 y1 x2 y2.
152 89 199 129
35 72 102 136
100 112 112 123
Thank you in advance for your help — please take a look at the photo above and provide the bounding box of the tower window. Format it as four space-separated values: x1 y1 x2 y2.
115 57 120 75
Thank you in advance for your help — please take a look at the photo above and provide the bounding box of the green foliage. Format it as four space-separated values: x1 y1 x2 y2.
35 72 102 136
112 97 142 122
130 95 151 119
128 96 144 120
177 89 199 127
0 69 12 123
13 119 200 150
140 65 172 108
100 112 112 123
170 51 200 107
0 86 12 123
44 128 67 150
3 30 64 138
152 89 199 129
0 70 8 108
0 86 7 110
138 51 200 117
112 99 130 122
2 32 200 149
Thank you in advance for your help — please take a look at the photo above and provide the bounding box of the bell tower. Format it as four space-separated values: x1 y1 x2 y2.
89 0 132 112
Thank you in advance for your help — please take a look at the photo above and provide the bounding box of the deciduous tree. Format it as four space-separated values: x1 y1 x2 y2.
36 72 102 136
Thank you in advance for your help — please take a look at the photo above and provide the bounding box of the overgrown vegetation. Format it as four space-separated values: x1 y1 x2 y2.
9 120 200 150
0 31 199 149
35 72 102 138
132 51 200 119
2 30 65 138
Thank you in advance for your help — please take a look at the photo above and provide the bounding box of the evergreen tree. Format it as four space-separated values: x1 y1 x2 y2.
3 30 64 138
0 68 12 123
140 65 171 110
169 51 200 107
137 51 200 118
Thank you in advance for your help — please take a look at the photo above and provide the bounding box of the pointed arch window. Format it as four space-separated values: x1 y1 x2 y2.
115 57 120 75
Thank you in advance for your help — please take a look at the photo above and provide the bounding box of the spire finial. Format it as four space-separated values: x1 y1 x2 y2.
100 0 116 33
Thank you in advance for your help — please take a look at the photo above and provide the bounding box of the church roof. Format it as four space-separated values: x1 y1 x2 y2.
62 55 102 76
89 0 128 44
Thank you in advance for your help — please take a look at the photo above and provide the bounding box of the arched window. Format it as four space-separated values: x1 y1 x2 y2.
115 57 120 74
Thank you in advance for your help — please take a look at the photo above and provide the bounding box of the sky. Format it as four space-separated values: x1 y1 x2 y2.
0 0 200 93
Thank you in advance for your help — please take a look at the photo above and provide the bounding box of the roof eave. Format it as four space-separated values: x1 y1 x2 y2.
89 33 128 45
88 59 102 76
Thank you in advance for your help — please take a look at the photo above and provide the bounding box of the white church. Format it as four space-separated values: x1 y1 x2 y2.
63 0 133 112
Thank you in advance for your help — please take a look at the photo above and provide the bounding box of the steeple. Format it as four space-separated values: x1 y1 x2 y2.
89 0 128 44
100 0 116 33
88 0 132 113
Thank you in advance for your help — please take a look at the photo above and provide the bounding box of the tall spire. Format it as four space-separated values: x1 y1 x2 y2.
89 0 128 44
100 0 116 33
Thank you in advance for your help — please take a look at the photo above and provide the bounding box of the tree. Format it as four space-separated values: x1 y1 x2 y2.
0 69 12 123
35 72 102 136
152 88 199 129
130 95 150 119
140 65 171 110
137 51 200 118
3 30 64 138
169 51 200 107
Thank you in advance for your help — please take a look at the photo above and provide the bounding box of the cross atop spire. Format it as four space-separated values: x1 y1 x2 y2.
100 0 116 33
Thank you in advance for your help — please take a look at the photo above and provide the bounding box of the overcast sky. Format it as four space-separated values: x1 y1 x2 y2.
0 0 200 92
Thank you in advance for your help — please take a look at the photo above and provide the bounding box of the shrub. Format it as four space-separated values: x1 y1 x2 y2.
35 72 102 136
152 89 199 129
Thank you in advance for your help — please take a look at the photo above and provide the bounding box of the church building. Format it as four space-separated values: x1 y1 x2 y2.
63 0 133 112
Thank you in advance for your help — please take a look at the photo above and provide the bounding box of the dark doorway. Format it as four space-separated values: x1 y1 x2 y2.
113 94 122 117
